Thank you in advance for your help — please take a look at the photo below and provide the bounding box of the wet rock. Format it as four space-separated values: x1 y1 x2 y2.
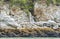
0 32 7 37
6 32 19 37
45 31 58 37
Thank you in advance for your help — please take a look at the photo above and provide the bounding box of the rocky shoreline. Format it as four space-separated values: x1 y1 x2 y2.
0 27 60 37
1 0 60 37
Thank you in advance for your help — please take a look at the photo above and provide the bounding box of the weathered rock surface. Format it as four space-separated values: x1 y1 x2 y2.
1 1 60 37
34 1 60 29
0 4 30 29
0 4 43 29
0 3 60 30
34 1 60 22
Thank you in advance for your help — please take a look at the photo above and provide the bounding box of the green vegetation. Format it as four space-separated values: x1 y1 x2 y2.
0 0 60 12
9 0 34 13
0 0 34 13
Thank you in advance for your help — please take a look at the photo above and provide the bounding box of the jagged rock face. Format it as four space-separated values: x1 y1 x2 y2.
0 4 41 29
34 1 60 29
0 4 30 29
0 3 60 30
34 2 60 23
10 6 30 24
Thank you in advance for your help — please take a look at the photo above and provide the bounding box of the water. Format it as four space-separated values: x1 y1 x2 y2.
0 37 59 39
